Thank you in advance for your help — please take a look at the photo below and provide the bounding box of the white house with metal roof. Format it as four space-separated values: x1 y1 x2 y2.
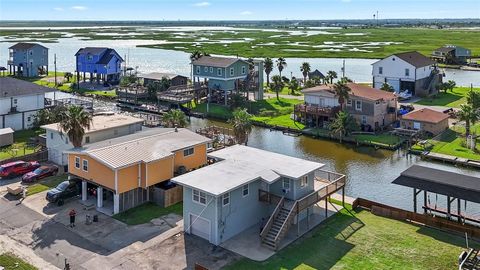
172 145 346 251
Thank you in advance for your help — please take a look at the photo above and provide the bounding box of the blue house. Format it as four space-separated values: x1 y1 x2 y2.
75 47 123 84
191 56 264 104
172 145 346 255
7 43 48 77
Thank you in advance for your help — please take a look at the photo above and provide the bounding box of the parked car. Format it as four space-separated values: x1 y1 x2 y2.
0 161 40 179
46 179 80 206
22 165 59 183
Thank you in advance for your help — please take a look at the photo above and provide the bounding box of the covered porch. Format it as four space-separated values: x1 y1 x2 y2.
75 177 118 216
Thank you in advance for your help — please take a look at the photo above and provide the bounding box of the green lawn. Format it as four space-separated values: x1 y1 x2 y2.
0 253 37 270
26 174 68 196
192 103 233 120
415 87 480 108
265 85 303 96
113 202 183 225
225 206 476 270
0 129 43 161
252 115 305 130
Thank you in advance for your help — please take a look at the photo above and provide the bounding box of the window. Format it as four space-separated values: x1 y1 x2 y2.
87 54 93 61
378 67 383 75
82 159 88 171
27 116 31 122
375 101 380 105
242 66 246 75
50 132 53 139
75 157 80 169
183 147 194 157
13 99 17 105
362 115 367 124
282 179 290 190
196 66 200 74
209 67 213 73
204 66 208 72
85 136 90 144
217 68 222 76
300 176 308 187
29 50 33 55
43 49 46 55
65 137 68 144
347 99 352 106
405 68 410 77
230 68 234 76
193 189 206 205
242 184 249 197
222 193 230 206
355 100 362 111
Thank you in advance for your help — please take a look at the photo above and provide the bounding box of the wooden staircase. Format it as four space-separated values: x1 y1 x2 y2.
262 206 291 249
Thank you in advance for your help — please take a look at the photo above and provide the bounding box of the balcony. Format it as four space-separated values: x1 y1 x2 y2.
294 104 340 117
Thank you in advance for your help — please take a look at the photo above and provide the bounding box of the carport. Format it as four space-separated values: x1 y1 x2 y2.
77 177 115 216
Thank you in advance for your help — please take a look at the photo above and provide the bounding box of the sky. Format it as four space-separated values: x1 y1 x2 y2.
0 0 479 21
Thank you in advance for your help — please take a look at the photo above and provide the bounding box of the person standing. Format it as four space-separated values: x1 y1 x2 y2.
69 209 77 228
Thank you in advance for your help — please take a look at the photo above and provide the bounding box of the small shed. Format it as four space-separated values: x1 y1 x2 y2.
0 128 14 147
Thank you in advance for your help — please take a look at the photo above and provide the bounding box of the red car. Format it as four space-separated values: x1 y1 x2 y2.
0 161 40 179
22 165 59 183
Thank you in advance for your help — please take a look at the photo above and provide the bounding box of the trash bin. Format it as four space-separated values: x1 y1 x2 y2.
85 214 92 225
93 215 98 222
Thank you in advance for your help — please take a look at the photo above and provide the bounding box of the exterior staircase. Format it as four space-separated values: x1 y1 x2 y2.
261 206 291 249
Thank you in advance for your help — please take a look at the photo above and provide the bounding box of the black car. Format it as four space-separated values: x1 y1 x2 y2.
46 180 80 206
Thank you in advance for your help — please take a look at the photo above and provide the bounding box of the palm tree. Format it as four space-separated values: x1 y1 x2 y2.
246 57 255 100
458 104 479 141
467 89 480 110
58 105 93 148
329 111 357 143
64 72 73 82
228 108 252 145
288 78 300 95
327 70 337 84
276 57 287 78
380 82 394 92
162 109 188 128
333 80 351 111
189 50 202 62
300 62 311 84
264 57 273 87
271 75 284 101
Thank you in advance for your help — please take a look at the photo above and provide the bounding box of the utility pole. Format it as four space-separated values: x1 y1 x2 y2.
342 59 346 78
54 54 57 101
377 11 379 27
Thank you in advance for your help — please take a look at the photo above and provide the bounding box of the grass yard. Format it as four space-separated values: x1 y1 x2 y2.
113 202 183 225
265 85 303 96
0 253 37 270
0 129 43 161
26 174 68 197
225 206 476 270
192 103 233 120
252 114 305 130
415 87 480 108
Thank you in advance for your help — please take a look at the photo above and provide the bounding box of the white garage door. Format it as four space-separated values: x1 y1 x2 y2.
386 79 401 93
190 214 210 241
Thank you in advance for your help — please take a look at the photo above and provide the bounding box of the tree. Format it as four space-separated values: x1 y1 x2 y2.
458 104 479 141
288 77 300 95
446 80 456 92
333 80 351 111
162 109 187 128
380 82 394 92
467 89 480 110
146 81 161 100
276 57 287 78
189 50 202 62
329 111 357 143
246 57 255 100
264 57 273 87
64 72 73 82
58 106 93 148
300 62 311 84
228 108 252 145
271 75 284 101
326 70 337 84
33 105 67 127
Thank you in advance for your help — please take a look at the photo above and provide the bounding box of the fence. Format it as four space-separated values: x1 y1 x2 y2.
0 149 48 165
356 198 480 239
151 185 183 208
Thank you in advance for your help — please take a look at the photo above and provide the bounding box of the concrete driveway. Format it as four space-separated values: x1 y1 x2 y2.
0 189 239 270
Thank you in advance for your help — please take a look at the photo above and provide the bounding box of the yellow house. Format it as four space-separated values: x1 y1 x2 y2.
66 128 210 214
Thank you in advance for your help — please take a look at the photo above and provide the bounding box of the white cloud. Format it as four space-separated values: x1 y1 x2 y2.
193 2 210 7
240 11 253 16
53 7 64 11
71 6 87 11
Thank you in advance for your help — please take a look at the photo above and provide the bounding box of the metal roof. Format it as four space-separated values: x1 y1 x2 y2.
41 114 143 134
0 77 52 98
172 145 324 196
9 42 48 50
392 165 480 203
192 56 247 68
394 51 436 68
69 128 211 169
139 72 187 81
0 128 14 135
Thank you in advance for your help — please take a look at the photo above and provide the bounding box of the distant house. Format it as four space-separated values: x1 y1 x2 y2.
7 43 48 77
308 69 325 81
431 45 471 64
372 51 442 97
75 47 123 84
400 108 449 136
295 83 397 130
172 145 345 249
0 77 52 130
192 56 264 103
139 72 188 87
41 114 144 166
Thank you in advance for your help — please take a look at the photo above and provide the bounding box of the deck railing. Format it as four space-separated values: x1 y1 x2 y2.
294 104 340 116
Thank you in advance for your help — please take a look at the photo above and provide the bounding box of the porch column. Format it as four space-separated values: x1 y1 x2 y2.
413 188 417 213
224 90 228 105
457 198 461 223
423 191 427 214
97 187 103 208
113 193 120 214
81 181 87 201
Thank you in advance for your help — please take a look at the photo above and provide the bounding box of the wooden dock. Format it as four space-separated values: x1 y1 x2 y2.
420 151 480 169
